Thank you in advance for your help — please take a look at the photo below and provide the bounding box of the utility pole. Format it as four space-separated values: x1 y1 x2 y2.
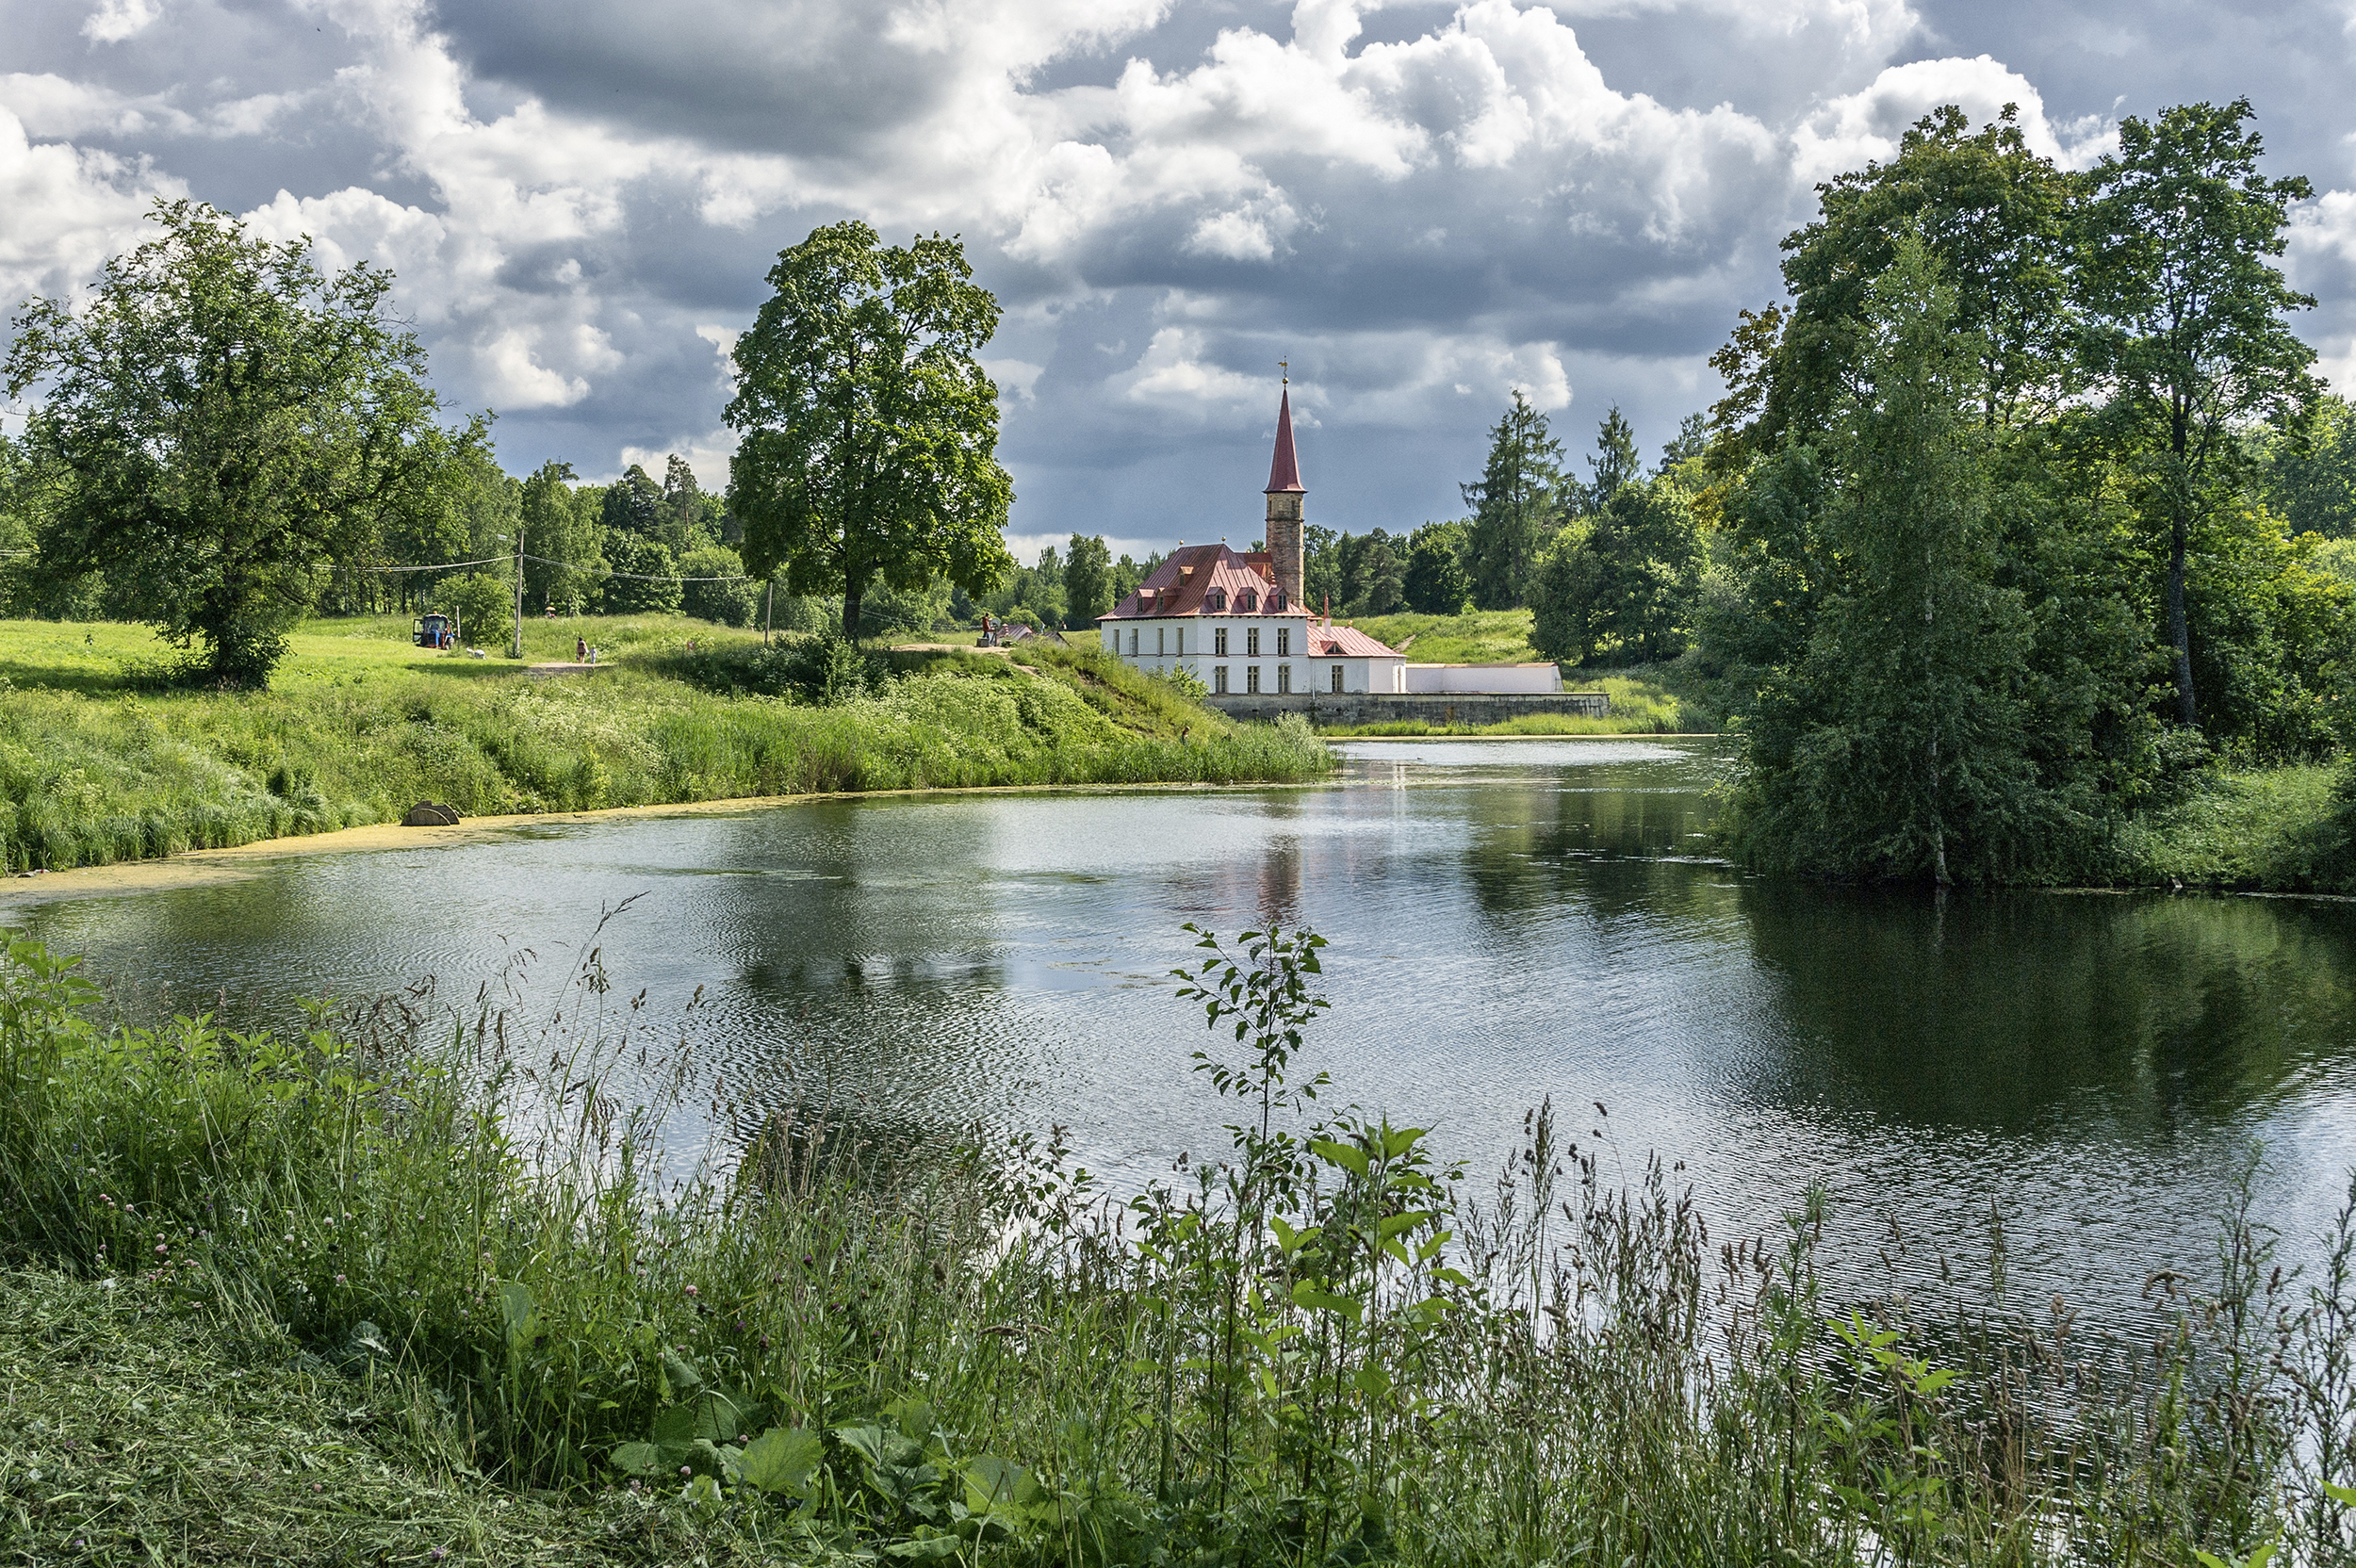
512 524 524 660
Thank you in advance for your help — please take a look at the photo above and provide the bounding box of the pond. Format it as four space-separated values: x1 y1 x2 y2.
8 738 2354 1329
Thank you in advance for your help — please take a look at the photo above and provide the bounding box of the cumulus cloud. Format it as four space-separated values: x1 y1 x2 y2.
0 0 2348 532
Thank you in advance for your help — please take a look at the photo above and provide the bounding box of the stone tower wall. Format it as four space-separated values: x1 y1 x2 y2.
1266 493 1304 607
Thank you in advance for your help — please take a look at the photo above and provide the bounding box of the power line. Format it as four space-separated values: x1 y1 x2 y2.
361 550 753 583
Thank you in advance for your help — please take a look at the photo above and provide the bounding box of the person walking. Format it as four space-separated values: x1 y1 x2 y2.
576 635 587 663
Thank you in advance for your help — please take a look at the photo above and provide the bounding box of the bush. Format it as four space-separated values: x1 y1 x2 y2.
431 571 513 649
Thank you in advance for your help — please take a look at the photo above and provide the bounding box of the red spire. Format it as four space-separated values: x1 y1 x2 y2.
1264 388 1304 494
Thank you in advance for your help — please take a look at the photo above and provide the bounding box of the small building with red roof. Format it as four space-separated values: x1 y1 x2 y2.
1096 391 1406 696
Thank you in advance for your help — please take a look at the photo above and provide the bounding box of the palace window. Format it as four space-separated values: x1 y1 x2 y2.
1214 665 1229 694
1277 664 1291 694
1128 629 1138 656
1276 628 1290 657
1156 627 1166 657
1247 665 1260 694
1238 590 1258 612
1205 588 1227 612
1269 591 1286 611
1331 663 1344 693
1175 628 1184 656
1215 627 1229 656
1246 628 1260 657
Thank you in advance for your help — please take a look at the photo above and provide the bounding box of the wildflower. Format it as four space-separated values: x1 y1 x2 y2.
335 1274 347 1286
683 1284 698 1298
679 1466 691 1478
431 1551 448 1562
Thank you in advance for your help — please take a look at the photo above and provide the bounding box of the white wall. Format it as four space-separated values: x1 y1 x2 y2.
1403 662 1562 694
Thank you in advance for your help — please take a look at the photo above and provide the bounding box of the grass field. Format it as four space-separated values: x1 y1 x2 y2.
0 615 1330 874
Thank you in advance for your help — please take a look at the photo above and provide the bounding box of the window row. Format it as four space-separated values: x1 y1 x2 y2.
1201 588 1288 613
1202 663 1345 694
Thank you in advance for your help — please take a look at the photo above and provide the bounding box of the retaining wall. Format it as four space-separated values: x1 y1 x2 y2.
1205 692 1610 727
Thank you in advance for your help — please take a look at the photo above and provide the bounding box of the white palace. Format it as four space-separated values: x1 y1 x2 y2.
1095 390 1409 695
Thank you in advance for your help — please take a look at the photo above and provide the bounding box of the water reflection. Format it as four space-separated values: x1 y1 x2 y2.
6 739 2352 1331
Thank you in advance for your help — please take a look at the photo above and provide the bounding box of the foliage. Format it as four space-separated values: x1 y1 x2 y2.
1729 236 2059 884
679 544 759 627
2262 393 2356 538
0 925 2349 1565
3 201 479 687
1461 392 1565 609
1400 521 1470 615
1579 403 1643 513
1063 533 1115 629
518 461 605 614
2080 98 2319 725
601 533 683 615
433 572 514 650
727 220 1015 640
1528 477 1705 667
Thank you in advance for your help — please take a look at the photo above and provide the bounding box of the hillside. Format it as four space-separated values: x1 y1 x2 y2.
0 616 1329 874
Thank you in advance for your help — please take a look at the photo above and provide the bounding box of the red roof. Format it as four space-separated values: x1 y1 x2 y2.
1102 543 1310 621
1308 624 1400 658
1265 390 1303 495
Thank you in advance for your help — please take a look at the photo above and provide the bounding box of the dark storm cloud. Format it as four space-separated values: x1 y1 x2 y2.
5 0 2354 547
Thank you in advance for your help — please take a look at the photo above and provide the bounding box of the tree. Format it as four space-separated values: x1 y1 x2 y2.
2262 393 2356 538
602 534 681 614
1730 237 2049 884
1064 532 1114 629
520 461 606 613
4 201 472 684
2080 98 2317 727
1344 530 1403 615
1530 481 1703 667
1402 520 1470 614
680 544 758 625
1302 523 1341 612
1462 392 1564 608
1583 406 1642 513
726 220 1014 641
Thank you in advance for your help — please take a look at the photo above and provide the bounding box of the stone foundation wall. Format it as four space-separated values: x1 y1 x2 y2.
1205 692 1610 727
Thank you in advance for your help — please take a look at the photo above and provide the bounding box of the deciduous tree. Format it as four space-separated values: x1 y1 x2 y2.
726 220 1014 641
4 201 475 685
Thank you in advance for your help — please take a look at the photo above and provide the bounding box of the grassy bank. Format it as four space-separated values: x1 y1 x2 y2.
2105 763 2356 893
0 616 1330 873
2 927 2349 1566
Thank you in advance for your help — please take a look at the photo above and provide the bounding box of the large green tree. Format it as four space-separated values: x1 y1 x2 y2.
1530 479 1703 668
1731 238 2051 884
4 201 475 684
1462 392 1564 609
726 220 1014 640
2080 99 2317 727
1063 532 1114 629
1402 520 1470 614
518 460 607 613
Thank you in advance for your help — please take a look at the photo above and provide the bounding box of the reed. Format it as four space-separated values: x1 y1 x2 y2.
1 923 2348 1565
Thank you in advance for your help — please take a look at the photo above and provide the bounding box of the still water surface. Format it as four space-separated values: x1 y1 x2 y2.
8 739 2354 1326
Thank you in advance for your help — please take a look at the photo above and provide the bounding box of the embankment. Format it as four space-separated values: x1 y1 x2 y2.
0 627 1330 874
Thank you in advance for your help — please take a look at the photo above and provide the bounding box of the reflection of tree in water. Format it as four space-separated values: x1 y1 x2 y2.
1457 776 1726 929
1734 883 2356 1132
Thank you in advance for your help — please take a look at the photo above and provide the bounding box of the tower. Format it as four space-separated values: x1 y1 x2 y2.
1264 384 1305 608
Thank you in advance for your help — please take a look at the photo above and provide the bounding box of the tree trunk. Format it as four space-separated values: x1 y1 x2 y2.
842 579 861 642
2167 514 2197 726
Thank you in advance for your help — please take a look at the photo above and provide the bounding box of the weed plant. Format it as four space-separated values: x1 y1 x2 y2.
2 924 2351 1565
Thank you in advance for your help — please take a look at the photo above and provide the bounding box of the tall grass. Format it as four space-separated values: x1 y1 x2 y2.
2 924 2349 1565
0 633 1332 871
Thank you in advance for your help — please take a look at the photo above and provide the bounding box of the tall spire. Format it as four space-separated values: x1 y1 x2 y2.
1265 389 1304 495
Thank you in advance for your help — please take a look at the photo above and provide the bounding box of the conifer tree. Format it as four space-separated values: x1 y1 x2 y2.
1462 392 1564 609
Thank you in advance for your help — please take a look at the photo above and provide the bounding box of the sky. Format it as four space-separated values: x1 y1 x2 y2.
4 0 2354 565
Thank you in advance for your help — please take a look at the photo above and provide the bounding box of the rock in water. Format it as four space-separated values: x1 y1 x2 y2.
402 801 462 826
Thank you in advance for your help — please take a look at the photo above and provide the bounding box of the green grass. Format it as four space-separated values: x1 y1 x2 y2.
0 1266 786 1565
0 617 1331 873
1 925 2348 1566
1330 608 1542 665
2108 763 2356 891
